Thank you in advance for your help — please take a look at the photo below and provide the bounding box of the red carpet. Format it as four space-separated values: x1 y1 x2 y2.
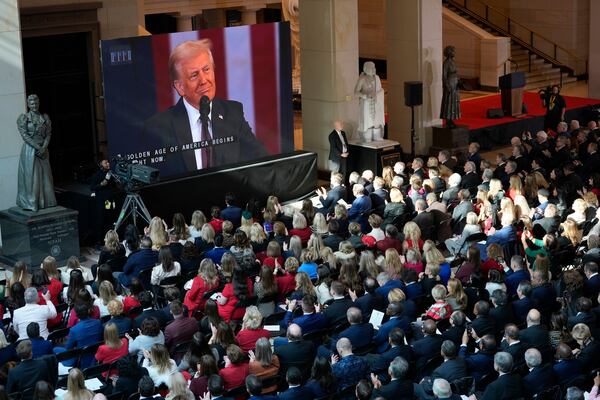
455 92 600 130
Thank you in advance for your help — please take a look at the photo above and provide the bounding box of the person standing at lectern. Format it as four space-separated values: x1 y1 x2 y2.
542 85 566 132
440 46 461 129
142 39 267 176
328 120 349 180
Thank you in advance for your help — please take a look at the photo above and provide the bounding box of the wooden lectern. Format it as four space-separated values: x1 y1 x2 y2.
499 72 526 117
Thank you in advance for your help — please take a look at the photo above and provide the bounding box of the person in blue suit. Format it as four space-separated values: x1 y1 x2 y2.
478 214 516 260
402 269 423 300
458 331 496 382
278 367 313 400
54 304 103 369
522 348 554 398
26 322 52 359
317 307 374 358
118 237 158 288
375 272 405 302
245 374 278 400
512 281 534 325
347 184 372 232
372 302 410 353
220 192 243 228
553 342 582 385
279 295 327 337
350 277 384 321
504 255 530 297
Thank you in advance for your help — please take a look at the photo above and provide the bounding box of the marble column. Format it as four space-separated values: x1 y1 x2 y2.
299 0 359 170
589 0 600 99
0 0 26 210
386 0 443 156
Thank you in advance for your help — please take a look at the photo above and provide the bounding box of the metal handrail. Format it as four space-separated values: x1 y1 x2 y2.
445 0 588 78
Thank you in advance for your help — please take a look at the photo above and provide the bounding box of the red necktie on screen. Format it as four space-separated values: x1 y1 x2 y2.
199 115 212 168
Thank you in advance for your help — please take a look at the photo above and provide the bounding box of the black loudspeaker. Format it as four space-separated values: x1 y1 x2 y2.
404 81 423 107
486 108 504 119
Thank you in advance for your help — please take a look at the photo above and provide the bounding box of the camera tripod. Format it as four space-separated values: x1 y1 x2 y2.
114 191 152 232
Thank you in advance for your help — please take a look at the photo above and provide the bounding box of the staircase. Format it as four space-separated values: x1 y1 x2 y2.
444 0 583 91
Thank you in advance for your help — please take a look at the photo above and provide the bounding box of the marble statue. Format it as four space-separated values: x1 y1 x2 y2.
354 61 385 142
440 45 461 128
282 0 301 92
16 94 57 211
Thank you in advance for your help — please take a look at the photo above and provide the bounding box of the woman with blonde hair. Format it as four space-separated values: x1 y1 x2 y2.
334 241 356 263
249 222 268 253
148 216 168 250
220 253 236 283
61 255 93 284
236 305 270 352
382 188 407 229
286 235 303 260
312 213 329 237
298 248 318 280
404 248 424 275
446 278 467 311
387 287 406 304
422 240 451 284
487 178 504 203
8 261 32 296
507 175 523 201
567 198 588 225
532 171 549 189
331 204 349 236
560 218 582 248
358 251 381 279
142 343 178 387
402 221 422 252
93 280 122 317
290 212 311 244
41 256 61 281
306 233 324 256
513 195 530 220
194 223 215 255
380 166 393 189
384 248 403 280
320 247 337 271
64 368 94 400
291 271 317 300
95 322 128 377
98 229 126 266
166 372 195 400
189 210 207 238
184 258 220 316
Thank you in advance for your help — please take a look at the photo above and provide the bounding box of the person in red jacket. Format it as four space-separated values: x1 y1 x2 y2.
219 344 249 390
217 266 253 323
183 259 220 317
235 306 270 353
95 322 128 378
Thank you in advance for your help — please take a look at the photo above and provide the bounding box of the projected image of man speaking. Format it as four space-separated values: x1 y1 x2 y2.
142 39 267 176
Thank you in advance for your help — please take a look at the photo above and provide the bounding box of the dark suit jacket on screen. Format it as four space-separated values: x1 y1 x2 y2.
142 97 268 177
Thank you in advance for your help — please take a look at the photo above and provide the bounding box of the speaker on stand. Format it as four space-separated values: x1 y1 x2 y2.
404 81 423 159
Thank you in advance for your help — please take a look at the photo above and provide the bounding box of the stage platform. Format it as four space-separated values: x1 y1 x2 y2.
455 92 600 149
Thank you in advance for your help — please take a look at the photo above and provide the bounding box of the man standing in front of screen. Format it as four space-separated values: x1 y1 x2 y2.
142 39 268 176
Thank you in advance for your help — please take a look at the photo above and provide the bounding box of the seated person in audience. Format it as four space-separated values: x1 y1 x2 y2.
190 355 219 399
297 248 318 280
442 310 467 346
105 299 132 336
475 352 524 400
6 340 52 397
322 220 344 252
248 338 280 394
219 344 249 391
316 172 347 216
126 317 165 363
522 348 553 398
425 284 452 321
13 287 56 341
365 327 413 375
571 323 600 372
278 366 312 400
331 338 369 389
375 271 405 300
122 278 143 316
245 374 277 400
504 255 530 297
235 306 270 353
274 324 316 377
279 294 327 335
142 343 178 388
477 213 517 260
317 307 374 358
305 357 338 398
567 297 596 330
530 270 558 318
165 300 198 355
204 235 230 265
376 224 402 254
369 356 413 400
431 340 468 382
470 300 496 338
95 322 129 377
402 268 423 300
138 375 164 400
372 301 410 354
349 276 383 320
411 319 443 371
217 266 254 323
55 303 103 369
117 236 158 288
347 184 372 232
489 290 515 337
553 342 582 385
519 309 550 351
26 322 52 359
322 281 353 327
499 324 525 366
459 331 496 382
512 281 534 325
134 291 169 329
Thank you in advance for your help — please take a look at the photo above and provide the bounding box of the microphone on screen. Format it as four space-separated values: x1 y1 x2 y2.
200 95 210 120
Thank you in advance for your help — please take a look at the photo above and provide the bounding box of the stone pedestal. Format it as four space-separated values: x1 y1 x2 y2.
0 206 80 267
348 139 403 176
430 125 469 156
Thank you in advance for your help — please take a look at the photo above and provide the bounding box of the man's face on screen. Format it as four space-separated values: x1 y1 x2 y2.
174 51 216 107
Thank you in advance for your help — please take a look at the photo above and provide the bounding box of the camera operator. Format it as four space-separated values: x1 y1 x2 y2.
541 85 566 132
90 159 117 246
